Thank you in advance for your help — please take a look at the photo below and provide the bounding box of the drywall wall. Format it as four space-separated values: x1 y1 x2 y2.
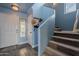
27 3 55 48
55 3 76 31
32 4 53 21
40 6 54 21
38 10 55 55
32 3 44 18
27 4 45 47
0 7 27 48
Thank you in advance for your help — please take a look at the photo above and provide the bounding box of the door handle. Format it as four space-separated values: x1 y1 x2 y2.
30 32 32 34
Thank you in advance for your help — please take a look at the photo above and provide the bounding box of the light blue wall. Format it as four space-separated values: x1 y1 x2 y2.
31 4 54 48
32 4 53 21
32 4 55 55
31 4 45 47
38 10 55 55
55 3 76 31
40 6 54 21
32 3 44 18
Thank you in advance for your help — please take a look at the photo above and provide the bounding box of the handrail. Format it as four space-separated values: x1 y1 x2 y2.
39 16 53 28
73 9 79 32
39 10 55 29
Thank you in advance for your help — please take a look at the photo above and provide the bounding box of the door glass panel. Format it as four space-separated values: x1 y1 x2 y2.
20 18 25 37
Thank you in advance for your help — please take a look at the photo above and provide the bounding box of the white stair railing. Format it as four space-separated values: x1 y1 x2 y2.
73 9 79 32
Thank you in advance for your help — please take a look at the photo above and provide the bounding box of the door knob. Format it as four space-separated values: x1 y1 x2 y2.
30 32 32 33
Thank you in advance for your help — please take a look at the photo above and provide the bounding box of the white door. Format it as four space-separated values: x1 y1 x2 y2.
0 13 19 48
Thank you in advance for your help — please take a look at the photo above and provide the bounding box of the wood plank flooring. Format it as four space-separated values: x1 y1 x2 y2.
0 44 37 56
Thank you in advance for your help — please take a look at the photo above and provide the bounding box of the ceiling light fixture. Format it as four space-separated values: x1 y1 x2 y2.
11 4 19 11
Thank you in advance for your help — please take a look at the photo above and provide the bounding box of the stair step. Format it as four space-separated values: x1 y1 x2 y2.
52 36 79 42
54 31 79 39
44 31 79 56
48 43 79 55
52 36 79 47
49 41 79 52
45 47 67 56
54 28 62 31
54 31 79 35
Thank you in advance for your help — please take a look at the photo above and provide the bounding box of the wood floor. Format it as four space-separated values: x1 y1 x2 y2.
0 44 37 56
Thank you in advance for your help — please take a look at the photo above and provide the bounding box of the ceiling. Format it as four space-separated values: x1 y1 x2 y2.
0 3 34 13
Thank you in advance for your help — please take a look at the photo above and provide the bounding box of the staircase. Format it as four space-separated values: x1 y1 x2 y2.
43 30 79 56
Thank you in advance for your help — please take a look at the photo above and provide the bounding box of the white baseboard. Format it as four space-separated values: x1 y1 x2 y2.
17 41 28 45
0 44 16 49
0 41 28 48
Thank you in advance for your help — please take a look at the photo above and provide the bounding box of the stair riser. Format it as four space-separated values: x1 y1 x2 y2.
51 38 79 47
44 49 59 56
55 29 62 31
54 33 79 39
48 42 79 56
48 43 58 49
